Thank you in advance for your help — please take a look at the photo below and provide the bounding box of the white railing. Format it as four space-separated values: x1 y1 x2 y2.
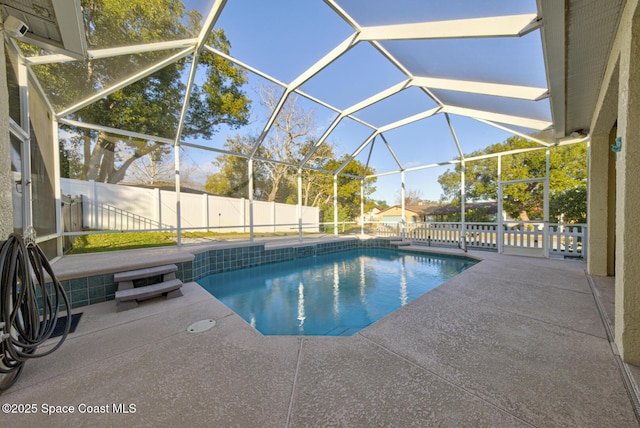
375 222 403 237
463 223 499 250
374 221 587 258
502 222 543 250
549 224 587 258
405 222 465 247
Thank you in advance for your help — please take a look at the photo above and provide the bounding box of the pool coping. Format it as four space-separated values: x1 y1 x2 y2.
47 236 481 309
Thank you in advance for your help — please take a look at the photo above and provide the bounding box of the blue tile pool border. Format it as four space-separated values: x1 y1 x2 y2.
45 238 477 310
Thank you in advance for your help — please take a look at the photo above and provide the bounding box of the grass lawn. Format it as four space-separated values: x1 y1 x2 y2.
67 230 340 254
67 231 291 254
68 232 176 254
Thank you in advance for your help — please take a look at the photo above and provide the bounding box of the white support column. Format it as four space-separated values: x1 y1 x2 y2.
240 198 245 233
174 145 181 245
53 118 63 256
497 155 503 253
333 175 338 236
460 159 466 250
360 180 365 236
89 179 97 229
19 62 32 232
202 193 209 232
543 148 550 258
298 168 303 242
248 158 254 241
154 188 161 227
271 201 276 233
401 170 406 240
401 170 406 221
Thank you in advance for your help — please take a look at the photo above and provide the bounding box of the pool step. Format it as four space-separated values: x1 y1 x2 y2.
393 241 411 247
114 264 178 283
114 264 183 312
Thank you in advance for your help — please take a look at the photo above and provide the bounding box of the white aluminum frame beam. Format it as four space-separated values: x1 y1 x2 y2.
203 45 286 87
366 138 587 179
441 106 552 130
25 39 199 65
342 80 411 116
378 107 441 133
474 118 552 147
289 34 360 90
445 113 465 159
297 80 409 169
56 47 193 118
298 115 344 168
335 131 378 175
174 0 227 148
379 134 403 170
324 0 361 32
59 118 175 144
538 0 566 138
411 77 548 101
249 33 360 159
402 159 461 174
363 137 376 179
51 0 87 57
359 14 539 41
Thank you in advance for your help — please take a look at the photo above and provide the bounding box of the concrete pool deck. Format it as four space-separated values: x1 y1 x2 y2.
2 245 638 427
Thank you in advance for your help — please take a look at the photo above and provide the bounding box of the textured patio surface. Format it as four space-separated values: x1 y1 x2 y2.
2 247 638 427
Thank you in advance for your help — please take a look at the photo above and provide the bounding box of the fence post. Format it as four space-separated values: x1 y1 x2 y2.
154 188 161 228
89 179 97 229
272 201 277 233
202 193 209 232
240 198 245 233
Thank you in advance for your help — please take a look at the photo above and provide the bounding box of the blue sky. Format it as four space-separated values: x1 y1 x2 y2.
179 0 547 204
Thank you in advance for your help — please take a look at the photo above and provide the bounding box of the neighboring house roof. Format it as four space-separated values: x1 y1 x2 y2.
378 205 423 216
380 202 498 217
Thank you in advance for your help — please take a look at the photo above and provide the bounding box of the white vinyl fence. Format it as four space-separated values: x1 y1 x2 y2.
61 179 319 233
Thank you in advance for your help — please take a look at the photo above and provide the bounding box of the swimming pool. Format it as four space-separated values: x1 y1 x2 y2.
197 248 476 336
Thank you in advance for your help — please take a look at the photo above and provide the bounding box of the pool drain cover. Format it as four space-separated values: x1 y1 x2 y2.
187 319 216 333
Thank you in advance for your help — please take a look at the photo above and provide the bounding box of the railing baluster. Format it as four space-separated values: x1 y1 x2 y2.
370 221 586 257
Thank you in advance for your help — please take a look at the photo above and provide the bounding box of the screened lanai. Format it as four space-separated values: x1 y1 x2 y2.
6 0 640 420
2 0 607 259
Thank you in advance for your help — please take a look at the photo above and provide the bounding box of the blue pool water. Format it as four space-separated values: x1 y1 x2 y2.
197 248 476 336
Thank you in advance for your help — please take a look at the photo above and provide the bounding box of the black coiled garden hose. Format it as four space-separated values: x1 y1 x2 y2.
0 233 71 393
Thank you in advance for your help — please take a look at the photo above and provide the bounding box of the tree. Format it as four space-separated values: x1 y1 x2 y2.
204 84 378 217
257 87 319 202
204 135 270 199
437 137 587 220
31 0 250 183
207 87 337 202
374 200 390 210
207 147 376 222
395 188 424 206
59 142 84 180
550 185 587 223
317 157 377 222
288 139 337 207
126 148 174 185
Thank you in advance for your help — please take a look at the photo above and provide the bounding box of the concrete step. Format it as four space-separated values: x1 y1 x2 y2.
114 264 178 282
